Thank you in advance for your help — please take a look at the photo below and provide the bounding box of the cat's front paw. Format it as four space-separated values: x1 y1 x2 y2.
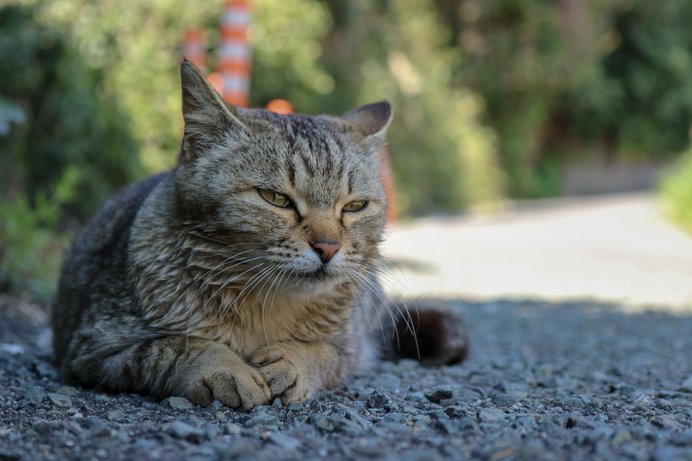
176 346 271 410
249 344 313 405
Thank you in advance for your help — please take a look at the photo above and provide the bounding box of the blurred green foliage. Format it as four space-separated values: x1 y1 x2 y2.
660 150 692 234
314 0 503 212
2 0 692 297
449 0 692 197
0 166 78 299
0 4 140 218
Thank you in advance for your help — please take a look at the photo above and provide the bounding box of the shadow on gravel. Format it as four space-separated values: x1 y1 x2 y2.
1 294 691 461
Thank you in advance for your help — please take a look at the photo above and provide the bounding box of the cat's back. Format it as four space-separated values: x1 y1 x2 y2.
52 172 170 360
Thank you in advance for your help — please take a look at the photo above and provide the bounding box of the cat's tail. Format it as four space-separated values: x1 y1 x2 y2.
380 300 469 366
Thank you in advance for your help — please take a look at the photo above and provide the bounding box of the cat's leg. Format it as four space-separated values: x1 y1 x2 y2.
71 335 271 409
249 341 344 405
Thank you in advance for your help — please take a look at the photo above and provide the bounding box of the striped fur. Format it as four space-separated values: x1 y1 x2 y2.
51 61 467 409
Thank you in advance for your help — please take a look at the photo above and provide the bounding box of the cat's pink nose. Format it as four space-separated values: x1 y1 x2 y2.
310 240 341 263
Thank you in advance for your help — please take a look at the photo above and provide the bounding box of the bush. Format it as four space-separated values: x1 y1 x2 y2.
660 149 692 234
0 168 77 300
0 4 141 220
0 4 142 298
446 0 692 197
317 0 504 214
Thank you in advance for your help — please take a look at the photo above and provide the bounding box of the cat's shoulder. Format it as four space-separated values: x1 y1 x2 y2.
75 172 171 255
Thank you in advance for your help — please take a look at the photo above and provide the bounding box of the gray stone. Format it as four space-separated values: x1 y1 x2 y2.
425 385 454 403
86 417 112 438
680 375 692 393
651 415 682 430
215 440 257 460
611 430 632 444
507 389 529 401
632 394 653 409
329 416 367 435
671 430 692 447
106 410 125 422
46 393 72 407
204 423 220 439
399 448 445 461
653 445 686 461
478 408 506 422
365 388 396 410
223 422 243 435
56 386 78 396
352 438 386 457
287 402 303 412
514 415 538 430
315 416 334 432
165 420 205 442
562 396 587 409
25 387 45 403
444 405 469 419
163 396 194 410
491 392 518 405
185 415 206 427
266 432 301 450
591 426 616 441
515 440 547 460
244 413 280 430
33 362 59 379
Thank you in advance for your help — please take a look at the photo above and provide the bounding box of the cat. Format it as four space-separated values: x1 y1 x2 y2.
51 60 468 410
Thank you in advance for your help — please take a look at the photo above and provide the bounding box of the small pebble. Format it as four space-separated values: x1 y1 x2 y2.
106 410 125 422
244 413 280 430
478 408 506 423
632 394 652 409
670 430 692 447
0 343 24 355
46 393 72 407
162 396 194 410
315 417 335 432
680 376 692 393
56 386 78 396
611 430 632 444
266 432 302 450
425 385 454 403
165 421 205 442
25 387 45 403
365 388 395 410
223 422 243 435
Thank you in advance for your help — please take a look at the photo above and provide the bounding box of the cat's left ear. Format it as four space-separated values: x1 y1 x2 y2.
179 58 247 161
341 101 393 140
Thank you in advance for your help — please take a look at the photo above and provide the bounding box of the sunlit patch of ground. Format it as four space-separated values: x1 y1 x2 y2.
381 193 692 312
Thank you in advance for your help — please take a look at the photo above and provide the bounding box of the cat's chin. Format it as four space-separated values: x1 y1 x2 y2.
283 267 346 295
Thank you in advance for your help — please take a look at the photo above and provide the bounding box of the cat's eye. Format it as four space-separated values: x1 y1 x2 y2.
342 200 368 212
258 188 292 208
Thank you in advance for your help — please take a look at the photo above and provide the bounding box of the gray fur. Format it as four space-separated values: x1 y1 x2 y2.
52 60 467 409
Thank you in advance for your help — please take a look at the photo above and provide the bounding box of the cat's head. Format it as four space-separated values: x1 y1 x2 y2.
174 60 391 296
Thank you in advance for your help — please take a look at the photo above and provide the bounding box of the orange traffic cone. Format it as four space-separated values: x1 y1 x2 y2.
182 29 207 71
218 0 251 107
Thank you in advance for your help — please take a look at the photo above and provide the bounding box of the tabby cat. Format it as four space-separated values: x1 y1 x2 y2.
51 60 467 410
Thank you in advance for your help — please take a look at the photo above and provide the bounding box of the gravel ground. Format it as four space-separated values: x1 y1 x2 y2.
1 295 691 461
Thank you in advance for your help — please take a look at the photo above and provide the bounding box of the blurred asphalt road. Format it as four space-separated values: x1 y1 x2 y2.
380 193 692 311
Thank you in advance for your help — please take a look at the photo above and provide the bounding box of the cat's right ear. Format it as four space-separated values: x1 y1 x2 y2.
341 101 393 140
179 59 247 161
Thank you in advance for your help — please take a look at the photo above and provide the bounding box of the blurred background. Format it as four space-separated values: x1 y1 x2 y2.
1 0 692 305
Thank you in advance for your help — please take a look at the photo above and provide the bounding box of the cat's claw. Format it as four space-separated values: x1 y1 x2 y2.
250 345 311 405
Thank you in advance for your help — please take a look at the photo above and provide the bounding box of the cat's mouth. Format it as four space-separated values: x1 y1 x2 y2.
295 266 330 281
